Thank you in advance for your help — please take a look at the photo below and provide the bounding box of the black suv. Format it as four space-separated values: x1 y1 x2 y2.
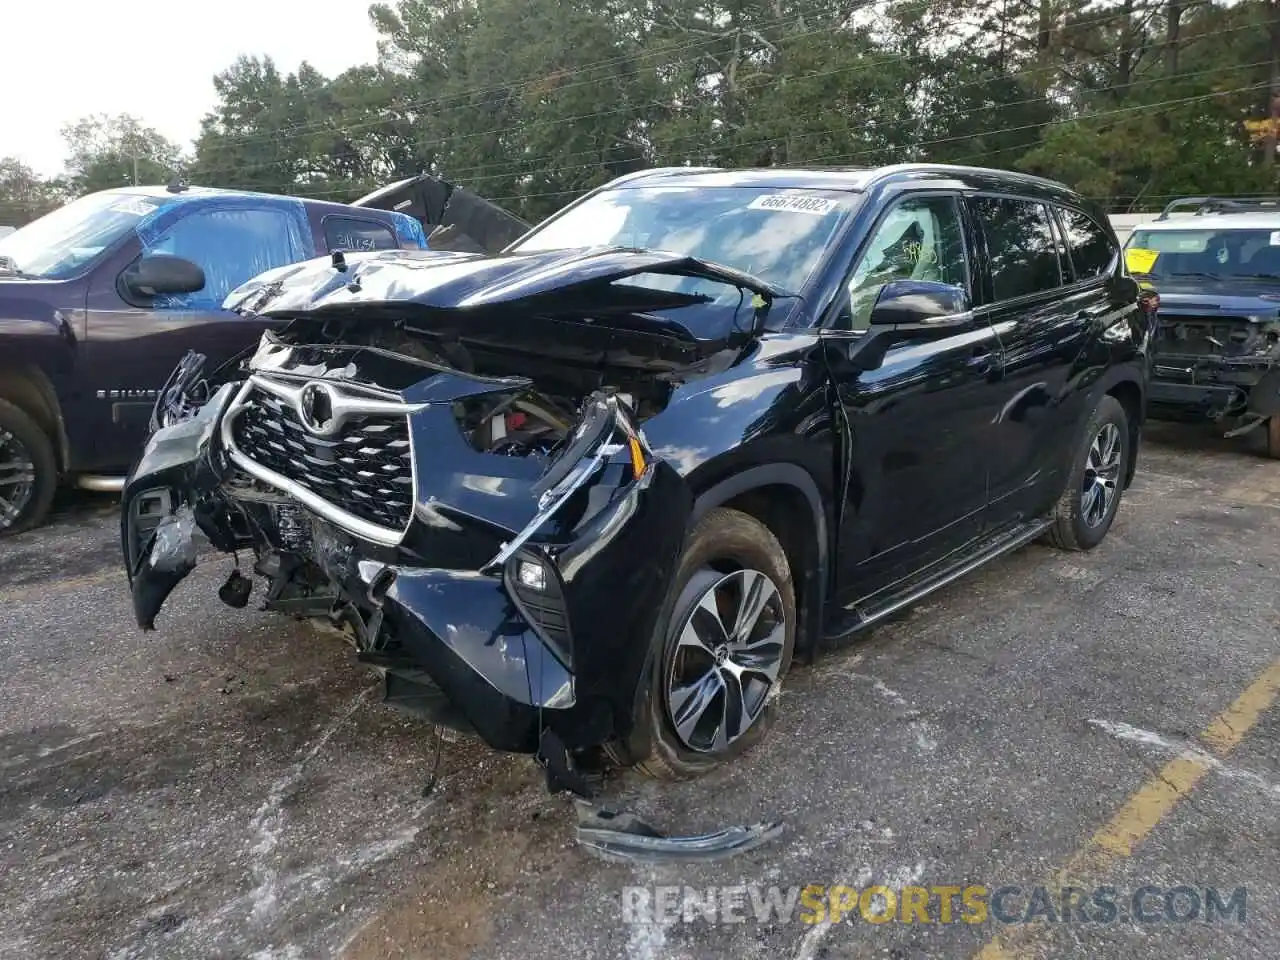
120 164 1151 788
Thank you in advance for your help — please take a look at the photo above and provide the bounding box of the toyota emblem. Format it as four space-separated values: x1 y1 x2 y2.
298 382 337 434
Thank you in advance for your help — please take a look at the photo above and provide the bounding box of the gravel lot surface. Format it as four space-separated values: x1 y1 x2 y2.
1 421 1276 960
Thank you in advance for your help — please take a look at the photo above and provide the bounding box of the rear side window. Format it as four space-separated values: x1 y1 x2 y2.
1058 207 1116 280
324 217 398 252
973 197 1062 301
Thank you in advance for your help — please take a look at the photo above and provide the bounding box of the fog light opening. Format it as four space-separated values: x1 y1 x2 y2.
517 559 547 592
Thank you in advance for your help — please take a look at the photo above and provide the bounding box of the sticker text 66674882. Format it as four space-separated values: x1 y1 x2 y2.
747 194 838 216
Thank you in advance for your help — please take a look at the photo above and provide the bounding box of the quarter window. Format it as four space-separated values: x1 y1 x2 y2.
846 195 968 329
974 198 1062 301
324 217 398 252
1057 207 1116 281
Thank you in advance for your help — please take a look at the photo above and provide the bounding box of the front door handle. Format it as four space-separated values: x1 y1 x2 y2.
967 346 997 374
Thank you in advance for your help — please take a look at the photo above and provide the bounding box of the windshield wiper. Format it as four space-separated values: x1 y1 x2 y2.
1236 272 1280 281
1169 271 1225 281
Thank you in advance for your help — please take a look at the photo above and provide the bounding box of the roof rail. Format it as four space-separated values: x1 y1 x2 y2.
1156 196 1280 220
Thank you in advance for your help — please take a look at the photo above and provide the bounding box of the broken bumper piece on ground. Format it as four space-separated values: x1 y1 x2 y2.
574 801 786 864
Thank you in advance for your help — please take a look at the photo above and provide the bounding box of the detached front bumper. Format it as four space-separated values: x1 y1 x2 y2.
121 372 692 757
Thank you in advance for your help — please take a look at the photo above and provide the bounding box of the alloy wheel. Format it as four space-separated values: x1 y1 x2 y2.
0 427 36 531
1081 421 1122 528
665 567 787 753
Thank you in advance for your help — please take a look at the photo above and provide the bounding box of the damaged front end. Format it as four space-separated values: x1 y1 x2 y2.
123 341 692 764
114 244 816 782
1149 304 1280 429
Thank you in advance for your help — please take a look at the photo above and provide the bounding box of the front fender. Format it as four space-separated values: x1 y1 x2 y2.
120 381 239 628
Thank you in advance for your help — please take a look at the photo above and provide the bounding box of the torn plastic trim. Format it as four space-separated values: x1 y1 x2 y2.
574 801 786 864
481 393 645 574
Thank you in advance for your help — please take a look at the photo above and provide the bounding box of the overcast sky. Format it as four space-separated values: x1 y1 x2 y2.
0 1 384 177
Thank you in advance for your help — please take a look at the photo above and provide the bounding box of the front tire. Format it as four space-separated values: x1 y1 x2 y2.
0 398 57 538
1265 415 1280 460
616 507 796 781
1044 395 1130 552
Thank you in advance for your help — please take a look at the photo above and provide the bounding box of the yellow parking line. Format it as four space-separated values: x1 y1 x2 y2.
975 656 1280 959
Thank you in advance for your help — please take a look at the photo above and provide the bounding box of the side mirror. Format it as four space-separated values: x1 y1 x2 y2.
122 254 206 299
869 279 970 327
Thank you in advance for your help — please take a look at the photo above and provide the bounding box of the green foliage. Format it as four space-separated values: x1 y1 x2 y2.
5 0 1279 223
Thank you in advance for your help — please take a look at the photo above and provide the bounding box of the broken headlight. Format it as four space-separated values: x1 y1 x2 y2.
150 350 211 434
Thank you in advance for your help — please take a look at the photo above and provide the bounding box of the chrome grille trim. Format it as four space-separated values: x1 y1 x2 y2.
220 375 426 546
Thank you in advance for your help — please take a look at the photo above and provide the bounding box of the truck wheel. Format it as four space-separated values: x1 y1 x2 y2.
612 508 796 781
1043 395 1130 552
1266 416 1280 460
0 398 57 537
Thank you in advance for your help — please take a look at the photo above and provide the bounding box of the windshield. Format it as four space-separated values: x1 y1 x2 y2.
0 191 168 279
511 185 857 294
1126 227 1280 281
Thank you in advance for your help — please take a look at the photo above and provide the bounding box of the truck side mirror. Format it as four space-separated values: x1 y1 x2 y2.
122 254 206 299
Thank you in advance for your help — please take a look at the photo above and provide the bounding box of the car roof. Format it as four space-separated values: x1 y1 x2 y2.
104 184 380 216
610 163 1076 198
1134 213 1280 232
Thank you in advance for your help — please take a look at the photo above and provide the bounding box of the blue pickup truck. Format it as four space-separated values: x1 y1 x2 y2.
0 176 529 534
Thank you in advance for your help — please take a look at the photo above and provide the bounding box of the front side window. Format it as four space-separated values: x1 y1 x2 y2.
846 194 968 329
1058 207 1116 281
141 206 307 310
974 197 1063 301
1125 227 1280 280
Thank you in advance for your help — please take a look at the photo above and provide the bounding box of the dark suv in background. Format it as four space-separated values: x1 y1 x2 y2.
0 176 529 535
1123 196 1280 457
122 164 1151 789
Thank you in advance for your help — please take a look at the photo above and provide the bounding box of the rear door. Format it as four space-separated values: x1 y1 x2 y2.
972 196 1103 527
83 200 313 470
825 190 1006 604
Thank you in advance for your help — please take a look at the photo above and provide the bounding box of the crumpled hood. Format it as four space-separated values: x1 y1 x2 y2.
222 246 790 320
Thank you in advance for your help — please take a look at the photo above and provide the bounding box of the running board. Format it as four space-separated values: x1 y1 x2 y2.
826 518 1053 640
76 475 125 493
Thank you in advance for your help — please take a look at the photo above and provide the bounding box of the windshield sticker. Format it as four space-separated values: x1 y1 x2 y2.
1270 231 1280 246
1125 247 1159 274
112 197 157 217
747 194 838 216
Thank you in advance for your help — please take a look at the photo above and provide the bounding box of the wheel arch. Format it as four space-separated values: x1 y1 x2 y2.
690 463 829 660
1100 372 1144 489
0 364 69 474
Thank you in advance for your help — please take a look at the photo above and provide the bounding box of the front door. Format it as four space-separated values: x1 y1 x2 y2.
825 192 1006 606
83 201 312 471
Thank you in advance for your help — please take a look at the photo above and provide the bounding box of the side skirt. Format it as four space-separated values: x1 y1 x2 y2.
824 517 1053 642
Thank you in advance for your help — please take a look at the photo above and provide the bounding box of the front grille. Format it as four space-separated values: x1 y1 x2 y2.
230 382 414 535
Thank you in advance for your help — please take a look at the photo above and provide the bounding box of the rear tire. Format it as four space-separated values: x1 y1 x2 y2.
612 507 796 781
1044 395 1130 552
0 398 57 537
